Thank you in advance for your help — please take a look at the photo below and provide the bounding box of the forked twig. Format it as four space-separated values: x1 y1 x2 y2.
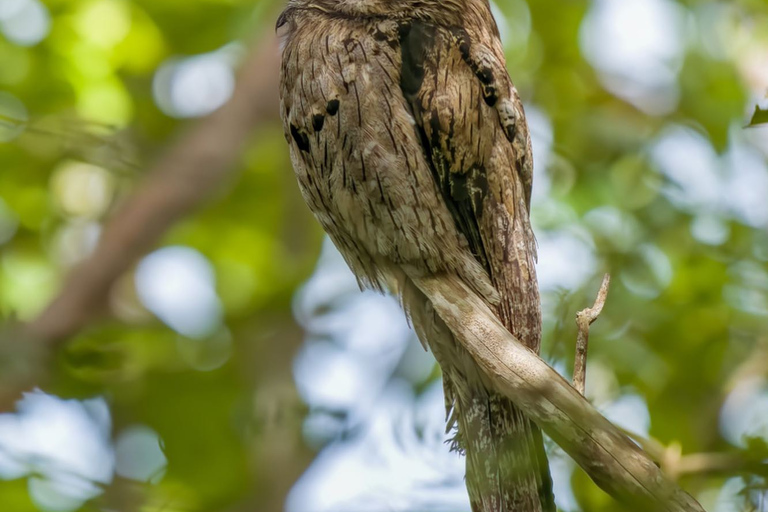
574 274 611 395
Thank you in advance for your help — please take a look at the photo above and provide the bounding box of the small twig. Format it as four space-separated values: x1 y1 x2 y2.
573 274 611 395
618 427 764 481
671 451 755 479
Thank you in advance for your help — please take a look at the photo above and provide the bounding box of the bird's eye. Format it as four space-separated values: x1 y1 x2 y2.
276 13 292 52
275 12 288 31
276 23 291 52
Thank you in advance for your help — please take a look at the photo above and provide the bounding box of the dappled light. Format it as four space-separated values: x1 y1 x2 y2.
0 392 112 510
153 46 239 119
580 0 686 114
0 0 50 47
0 0 767 511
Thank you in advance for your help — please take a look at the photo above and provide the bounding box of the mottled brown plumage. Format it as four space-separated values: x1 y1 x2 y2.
278 1 553 510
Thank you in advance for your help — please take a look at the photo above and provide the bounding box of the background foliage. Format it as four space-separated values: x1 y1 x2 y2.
1 0 768 511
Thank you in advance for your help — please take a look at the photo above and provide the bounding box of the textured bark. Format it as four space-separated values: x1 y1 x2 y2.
413 274 706 512
279 1 553 509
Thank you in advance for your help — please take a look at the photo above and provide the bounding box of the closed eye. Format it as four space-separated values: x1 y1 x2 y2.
276 14 292 52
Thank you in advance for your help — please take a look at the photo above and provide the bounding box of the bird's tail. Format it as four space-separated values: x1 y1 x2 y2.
402 277 555 512
457 388 555 512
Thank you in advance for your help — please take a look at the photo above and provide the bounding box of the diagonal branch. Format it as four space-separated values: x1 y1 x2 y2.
24 33 280 345
1 32 281 409
412 274 705 512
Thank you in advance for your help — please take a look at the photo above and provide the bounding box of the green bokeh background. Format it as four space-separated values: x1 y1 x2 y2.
1 0 768 510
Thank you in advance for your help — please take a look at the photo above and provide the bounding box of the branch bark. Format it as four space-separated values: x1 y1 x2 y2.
573 273 611 395
412 274 705 512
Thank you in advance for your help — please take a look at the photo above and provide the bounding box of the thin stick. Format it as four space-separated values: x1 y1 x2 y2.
574 274 611 395
618 427 763 480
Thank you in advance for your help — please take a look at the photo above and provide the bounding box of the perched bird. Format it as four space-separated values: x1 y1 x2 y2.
277 1 554 510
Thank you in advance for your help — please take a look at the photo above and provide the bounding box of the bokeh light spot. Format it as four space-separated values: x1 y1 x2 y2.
75 0 131 48
0 0 51 47
136 246 224 339
114 425 167 483
50 161 115 219
0 252 57 319
153 47 237 118
0 392 114 511
580 0 687 114
76 81 134 127
720 377 768 447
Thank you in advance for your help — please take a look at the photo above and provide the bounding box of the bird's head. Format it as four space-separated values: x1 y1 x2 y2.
283 0 471 22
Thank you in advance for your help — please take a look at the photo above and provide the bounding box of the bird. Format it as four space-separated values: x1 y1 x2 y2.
277 1 554 510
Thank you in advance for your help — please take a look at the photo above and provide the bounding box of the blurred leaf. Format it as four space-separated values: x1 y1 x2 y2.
748 105 768 127
2 0 768 510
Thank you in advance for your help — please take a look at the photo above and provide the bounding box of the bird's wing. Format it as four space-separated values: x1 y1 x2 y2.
399 21 553 510
399 19 539 348
278 10 495 298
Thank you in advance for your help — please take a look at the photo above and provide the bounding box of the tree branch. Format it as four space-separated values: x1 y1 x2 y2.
24 33 280 345
574 274 610 395
412 274 705 512
1 32 281 408
620 428 767 481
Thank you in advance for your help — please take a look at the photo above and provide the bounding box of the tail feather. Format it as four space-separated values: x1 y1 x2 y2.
402 277 554 512
458 382 554 512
